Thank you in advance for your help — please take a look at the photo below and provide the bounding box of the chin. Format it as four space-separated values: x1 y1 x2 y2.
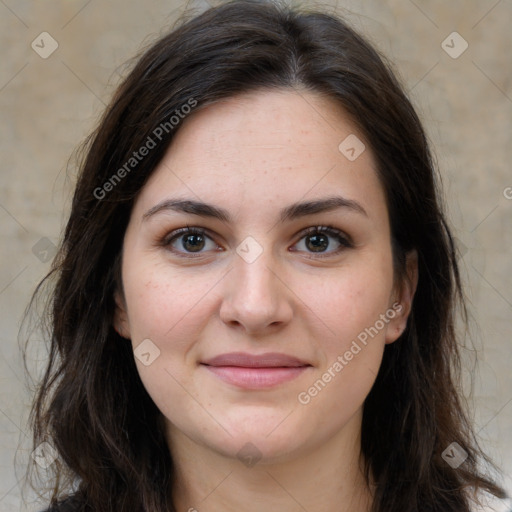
210 433 305 466
203 412 312 464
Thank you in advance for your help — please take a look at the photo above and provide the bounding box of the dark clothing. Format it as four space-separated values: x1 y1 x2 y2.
40 495 83 512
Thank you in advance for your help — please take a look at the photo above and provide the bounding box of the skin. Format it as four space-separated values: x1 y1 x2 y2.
114 89 418 512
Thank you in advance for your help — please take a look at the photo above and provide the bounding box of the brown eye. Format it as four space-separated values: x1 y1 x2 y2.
305 232 329 252
180 232 206 252
163 227 220 257
292 226 352 258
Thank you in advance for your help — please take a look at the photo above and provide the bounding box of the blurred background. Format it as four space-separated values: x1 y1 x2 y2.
0 0 511 510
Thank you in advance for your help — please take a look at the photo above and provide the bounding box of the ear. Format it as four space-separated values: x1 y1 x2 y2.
385 249 418 344
113 289 131 339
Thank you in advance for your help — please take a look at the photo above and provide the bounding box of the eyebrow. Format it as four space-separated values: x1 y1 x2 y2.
142 195 368 224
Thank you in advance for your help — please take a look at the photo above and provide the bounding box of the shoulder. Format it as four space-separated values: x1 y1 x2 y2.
473 496 512 512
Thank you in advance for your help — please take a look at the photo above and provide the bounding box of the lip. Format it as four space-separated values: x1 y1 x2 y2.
201 352 312 389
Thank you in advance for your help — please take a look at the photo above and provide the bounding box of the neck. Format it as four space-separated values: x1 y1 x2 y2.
167 410 373 512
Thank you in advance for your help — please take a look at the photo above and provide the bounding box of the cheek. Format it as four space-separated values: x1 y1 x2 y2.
123 259 215 344
301 256 394 356
294 267 392 428
122 262 214 425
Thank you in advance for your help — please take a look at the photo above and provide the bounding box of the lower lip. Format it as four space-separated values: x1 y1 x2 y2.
202 365 310 389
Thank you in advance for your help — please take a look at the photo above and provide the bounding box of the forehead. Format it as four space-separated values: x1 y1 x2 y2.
131 89 387 226
172 88 362 161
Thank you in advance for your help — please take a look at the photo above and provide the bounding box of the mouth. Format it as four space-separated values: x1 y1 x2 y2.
200 352 312 389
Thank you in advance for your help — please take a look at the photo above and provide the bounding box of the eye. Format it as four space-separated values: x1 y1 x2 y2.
291 225 353 258
161 224 353 259
162 226 220 257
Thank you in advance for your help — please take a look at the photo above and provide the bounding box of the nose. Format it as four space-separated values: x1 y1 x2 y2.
219 246 293 335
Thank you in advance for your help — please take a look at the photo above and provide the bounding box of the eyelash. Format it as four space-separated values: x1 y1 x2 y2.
161 225 353 259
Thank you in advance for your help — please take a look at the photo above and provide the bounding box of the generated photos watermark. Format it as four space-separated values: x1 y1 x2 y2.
442 441 468 469
298 302 403 405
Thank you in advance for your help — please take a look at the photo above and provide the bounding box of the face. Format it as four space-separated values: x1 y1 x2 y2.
115 89 416 464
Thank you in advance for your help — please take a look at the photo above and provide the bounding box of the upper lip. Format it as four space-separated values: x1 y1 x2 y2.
201 352 311 368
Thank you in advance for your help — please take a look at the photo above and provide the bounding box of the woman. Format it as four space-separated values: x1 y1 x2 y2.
25 1 507 511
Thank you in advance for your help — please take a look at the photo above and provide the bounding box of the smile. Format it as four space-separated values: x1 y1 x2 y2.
200 352 312 389
201 365 310 389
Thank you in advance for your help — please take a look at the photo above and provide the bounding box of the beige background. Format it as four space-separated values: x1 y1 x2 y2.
0 0 511 510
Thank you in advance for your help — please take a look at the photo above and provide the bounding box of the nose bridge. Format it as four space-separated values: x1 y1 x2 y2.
232 241 279 305
219 237 292 331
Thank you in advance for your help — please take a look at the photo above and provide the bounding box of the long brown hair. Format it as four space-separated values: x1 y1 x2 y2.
23 1 507 510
